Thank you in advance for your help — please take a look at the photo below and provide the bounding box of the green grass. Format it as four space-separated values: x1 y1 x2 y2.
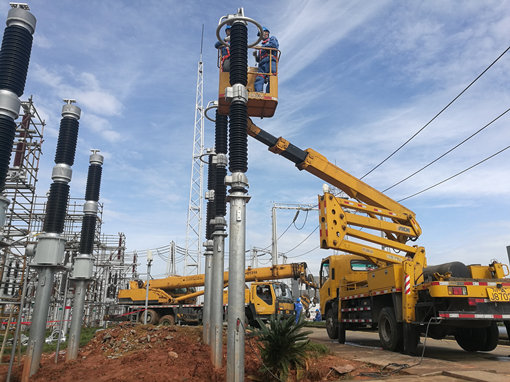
304 321 326 328
1 327 100 354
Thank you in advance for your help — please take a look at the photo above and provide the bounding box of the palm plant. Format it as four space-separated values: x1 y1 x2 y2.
252 315 312 381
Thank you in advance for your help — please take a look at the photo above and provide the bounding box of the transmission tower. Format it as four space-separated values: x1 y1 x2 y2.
184 26 205 275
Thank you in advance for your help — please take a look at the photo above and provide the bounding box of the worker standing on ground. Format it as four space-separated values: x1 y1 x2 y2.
294 297 303 324
254 26 279 92
313 309 322 321
215 25 231 71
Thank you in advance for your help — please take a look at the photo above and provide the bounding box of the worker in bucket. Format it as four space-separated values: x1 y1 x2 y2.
294 297 303 324
253 26 279 92
215 25 231 72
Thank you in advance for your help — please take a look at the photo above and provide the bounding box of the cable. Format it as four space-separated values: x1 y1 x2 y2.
286 245 320 259
361 44 510 180
293 210 309 230
383 106 510 192
257 217 300 252
361 317 435 378
398 144 510 202
282 226 319 254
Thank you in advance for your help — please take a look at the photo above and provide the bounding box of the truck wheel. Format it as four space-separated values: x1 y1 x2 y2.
480 322 498 351
159 315 175 326
403 323 420 355
140 309 160 325
337 321 346 344
378 307 402 351
325 308 338 339
455 327 485 352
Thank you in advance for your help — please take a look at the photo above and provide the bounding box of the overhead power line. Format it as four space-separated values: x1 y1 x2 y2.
361 44 510 180
286 245 320 259
258 219 295 252
398 144 510 202
383 106 510 192
282 225 319 254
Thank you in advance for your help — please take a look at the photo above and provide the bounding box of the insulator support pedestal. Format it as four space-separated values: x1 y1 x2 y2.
31 233 66 266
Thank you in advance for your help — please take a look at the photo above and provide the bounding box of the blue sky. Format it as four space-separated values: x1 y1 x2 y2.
8 1 510 278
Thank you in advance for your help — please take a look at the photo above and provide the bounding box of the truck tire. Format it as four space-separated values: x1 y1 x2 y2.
140 309 160 325
480 322 498 351
325 308 338 339
378 307 402 351
403 323 420 355
455 327 485 352
159 314 175 326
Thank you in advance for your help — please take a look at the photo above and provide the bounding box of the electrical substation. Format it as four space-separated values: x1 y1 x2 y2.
0 3 509 382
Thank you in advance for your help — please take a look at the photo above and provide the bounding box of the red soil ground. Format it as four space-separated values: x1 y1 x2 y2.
1 323 382 381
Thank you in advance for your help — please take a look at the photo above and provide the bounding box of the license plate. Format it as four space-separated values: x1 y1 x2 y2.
487 287 510 302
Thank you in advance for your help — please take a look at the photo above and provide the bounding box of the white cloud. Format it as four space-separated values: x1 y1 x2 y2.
81 114 123 142
277 0 389 82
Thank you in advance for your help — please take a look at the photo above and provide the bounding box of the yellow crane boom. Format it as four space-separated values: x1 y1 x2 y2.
246 118 423 267
118 262 310 305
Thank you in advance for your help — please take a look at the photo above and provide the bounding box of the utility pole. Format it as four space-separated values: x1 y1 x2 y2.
144 250 153 324
271 206 277 266
271 202 318 264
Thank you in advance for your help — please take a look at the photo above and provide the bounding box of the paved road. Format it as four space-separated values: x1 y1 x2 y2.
307 327 510 381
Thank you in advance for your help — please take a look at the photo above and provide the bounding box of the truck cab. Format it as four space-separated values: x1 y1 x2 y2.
243 281 294 325
319 255 378 337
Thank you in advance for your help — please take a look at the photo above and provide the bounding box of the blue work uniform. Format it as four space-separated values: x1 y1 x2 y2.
314 311 322 321
294 300 303 324
254 35 279 92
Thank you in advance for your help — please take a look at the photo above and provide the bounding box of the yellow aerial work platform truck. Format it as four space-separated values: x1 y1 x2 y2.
247 118 510 355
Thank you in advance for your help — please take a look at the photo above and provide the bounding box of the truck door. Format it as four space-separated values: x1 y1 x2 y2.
253 284 275 316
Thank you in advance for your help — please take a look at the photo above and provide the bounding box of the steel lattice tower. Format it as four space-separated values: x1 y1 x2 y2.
184 28 205 275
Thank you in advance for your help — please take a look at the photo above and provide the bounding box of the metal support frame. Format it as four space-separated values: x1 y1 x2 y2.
184 33 205 276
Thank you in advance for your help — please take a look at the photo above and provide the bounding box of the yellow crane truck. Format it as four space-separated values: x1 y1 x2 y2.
247 118 510 354
117 262 310 326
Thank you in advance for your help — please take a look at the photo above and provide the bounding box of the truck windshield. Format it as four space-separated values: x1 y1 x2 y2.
274 283 292 300
351 260 377 271
320 260 330 286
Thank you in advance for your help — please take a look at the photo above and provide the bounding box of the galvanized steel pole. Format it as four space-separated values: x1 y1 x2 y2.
271 206 278 266
210 216 227 367
144 251 153 324
202 241 213 345
226 180 249 381
66 279 86 359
